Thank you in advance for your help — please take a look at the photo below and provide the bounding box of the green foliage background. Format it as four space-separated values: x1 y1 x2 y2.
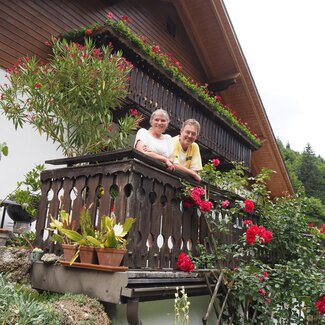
277 139 325 223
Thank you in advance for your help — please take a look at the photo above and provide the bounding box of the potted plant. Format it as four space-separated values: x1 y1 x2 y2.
1 165 44 225
48 209 80 262
86 213 136 266
49 205 98 265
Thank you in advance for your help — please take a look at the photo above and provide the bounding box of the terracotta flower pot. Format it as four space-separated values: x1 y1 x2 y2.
61 243 79 262
79 246 98 264
96 247 127 266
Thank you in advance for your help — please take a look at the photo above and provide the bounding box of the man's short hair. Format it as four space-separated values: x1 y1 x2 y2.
181 119 200 135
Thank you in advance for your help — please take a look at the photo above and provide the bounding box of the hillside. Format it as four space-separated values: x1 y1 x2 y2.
277 139 325 223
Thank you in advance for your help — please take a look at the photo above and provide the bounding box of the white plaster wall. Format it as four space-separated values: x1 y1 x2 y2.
0 67 63 228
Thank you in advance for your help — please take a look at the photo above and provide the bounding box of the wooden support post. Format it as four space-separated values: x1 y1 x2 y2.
202 270 224 324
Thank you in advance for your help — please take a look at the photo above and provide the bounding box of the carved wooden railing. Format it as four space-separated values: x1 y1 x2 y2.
35 149 249 270
89 28 257 167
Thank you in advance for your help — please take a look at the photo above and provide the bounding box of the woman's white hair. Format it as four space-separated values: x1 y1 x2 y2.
149 109 170 124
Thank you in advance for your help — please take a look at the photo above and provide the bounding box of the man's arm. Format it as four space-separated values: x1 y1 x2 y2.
174 163 201 182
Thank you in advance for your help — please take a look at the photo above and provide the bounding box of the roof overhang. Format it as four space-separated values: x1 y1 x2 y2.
168 0 293 197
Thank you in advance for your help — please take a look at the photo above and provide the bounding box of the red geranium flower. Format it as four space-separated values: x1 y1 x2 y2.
121 15 130 23
315 295 325 315
176 252 195 272
244 199 255 213
212 159 220 167
85 29 93 36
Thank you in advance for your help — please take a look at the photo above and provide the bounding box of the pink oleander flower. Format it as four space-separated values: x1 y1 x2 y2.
129 108 138 116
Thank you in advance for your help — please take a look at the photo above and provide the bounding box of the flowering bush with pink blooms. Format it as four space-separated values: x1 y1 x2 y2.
0 38 142 157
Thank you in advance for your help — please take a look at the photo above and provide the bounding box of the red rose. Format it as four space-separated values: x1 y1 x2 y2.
34 83 41 89
221 200 230 208
107 11 113 19
243 219 253 226
85 29 93 36
245 224 259 245
258 288 266 296
176 252 194 272
257 226 273 244
199 200 213 213
212 159 220 167
190 187 205 204
315 295 325 315
182 199 193 209
244 200 255 213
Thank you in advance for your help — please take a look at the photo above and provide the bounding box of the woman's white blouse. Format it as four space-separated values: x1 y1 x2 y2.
134 128 174 158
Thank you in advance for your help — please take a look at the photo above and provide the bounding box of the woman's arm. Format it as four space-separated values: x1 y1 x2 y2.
135 140 175 171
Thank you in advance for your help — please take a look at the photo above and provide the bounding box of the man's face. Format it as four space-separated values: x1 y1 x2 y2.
179 124 198 149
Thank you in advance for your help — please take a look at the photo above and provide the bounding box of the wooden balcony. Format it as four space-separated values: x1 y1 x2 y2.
34 149 246 271
70 27 258 168
31 149 252 320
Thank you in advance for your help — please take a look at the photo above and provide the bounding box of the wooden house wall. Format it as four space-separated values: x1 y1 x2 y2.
0 0 206 82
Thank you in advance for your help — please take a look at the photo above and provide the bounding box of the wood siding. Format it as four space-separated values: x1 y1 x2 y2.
0 0 206 82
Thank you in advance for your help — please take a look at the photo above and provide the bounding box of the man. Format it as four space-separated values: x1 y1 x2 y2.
173 119 202 182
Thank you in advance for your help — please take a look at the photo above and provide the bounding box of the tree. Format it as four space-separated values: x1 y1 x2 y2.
297 144 325 202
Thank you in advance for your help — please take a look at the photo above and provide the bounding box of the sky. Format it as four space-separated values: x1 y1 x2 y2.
223 0 325 158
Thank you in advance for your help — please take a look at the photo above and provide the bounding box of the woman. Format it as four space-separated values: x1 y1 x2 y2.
134 109 175 171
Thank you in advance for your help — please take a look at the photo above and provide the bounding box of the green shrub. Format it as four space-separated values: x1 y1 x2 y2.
0 273 62 325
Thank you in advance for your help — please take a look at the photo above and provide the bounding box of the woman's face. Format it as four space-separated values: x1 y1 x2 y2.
150 113 168 134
